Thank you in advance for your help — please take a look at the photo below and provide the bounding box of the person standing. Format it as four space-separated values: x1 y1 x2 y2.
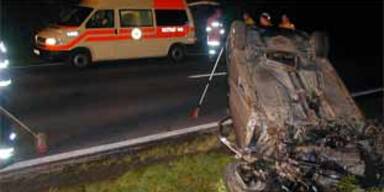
243 12 255 26
259 12 272 27
279 14 296 30
206 9 225 58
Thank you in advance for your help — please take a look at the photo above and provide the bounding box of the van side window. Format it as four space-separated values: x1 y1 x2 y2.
120 10 153 27
155 10 188 26
86 10 114 28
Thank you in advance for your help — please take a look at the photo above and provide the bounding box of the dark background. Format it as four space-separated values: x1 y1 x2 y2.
0 0 382 91
221 0 383 92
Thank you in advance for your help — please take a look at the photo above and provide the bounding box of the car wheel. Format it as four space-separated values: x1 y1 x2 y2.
229 21 247 50
224 162 266 192
70 50 91 69
168 44 185 63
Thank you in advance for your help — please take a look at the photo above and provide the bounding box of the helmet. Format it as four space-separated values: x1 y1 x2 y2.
261 12 271 21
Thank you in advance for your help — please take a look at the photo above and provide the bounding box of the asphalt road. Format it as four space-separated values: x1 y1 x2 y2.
4 56 382 163
7 57 229 161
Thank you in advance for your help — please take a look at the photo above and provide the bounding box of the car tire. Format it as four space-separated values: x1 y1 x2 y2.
70 49 92 69
229 21 247 50
224 162 266 192
310 32 329 58
168 44 185 63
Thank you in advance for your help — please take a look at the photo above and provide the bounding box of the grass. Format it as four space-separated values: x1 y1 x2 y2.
1 132 228 192
337 176 384 192
50 152 232 192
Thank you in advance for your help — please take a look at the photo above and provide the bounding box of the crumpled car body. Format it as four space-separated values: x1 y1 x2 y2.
227 26 362 149
221 21 383 192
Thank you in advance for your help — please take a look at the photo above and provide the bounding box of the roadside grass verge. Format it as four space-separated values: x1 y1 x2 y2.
51 152 232 192
1 130 234 192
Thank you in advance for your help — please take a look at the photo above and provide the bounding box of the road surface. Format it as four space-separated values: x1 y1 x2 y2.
4 56 382 163
7 57 228 161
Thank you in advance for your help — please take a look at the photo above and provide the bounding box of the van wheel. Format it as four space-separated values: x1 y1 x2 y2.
168 44 185 63
70 50 91 69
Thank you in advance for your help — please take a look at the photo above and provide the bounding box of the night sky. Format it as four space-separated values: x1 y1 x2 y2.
0 0 382 90
221 0 383 91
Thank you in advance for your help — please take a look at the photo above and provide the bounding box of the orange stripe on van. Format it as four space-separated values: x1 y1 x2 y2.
42 29 115 51
41 26 193 51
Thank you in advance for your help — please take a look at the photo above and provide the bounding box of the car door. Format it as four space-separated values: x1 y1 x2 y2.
83 9 117 61
115 9 157 59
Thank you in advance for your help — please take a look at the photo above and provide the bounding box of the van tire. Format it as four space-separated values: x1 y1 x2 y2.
70 49 92 69
168 44 185 63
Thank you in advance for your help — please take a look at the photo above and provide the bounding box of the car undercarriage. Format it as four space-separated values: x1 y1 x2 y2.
220 21 384 192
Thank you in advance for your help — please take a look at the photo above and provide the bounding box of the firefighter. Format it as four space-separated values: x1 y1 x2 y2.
243 12 255 26
259 12 272 27
279 14 296 30
206 9 225 58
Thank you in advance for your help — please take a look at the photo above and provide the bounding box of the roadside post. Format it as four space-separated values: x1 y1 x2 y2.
0 106 47 154
191 47 224 119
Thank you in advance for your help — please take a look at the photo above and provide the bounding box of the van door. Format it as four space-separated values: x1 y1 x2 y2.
83 9 117 61
115 9 157 59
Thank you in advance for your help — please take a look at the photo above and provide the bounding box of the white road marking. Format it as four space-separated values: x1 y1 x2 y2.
0 121 219 174
189 72 227 79
11 62 65 69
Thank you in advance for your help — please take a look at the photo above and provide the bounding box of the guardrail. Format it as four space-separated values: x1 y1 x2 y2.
0 122 220 181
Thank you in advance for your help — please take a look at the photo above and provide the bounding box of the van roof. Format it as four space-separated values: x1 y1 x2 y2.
80 0 188 10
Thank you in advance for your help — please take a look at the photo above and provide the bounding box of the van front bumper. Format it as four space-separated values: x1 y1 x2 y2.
33 48 69 61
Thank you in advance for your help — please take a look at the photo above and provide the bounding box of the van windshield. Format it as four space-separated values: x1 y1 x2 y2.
57 6 93 26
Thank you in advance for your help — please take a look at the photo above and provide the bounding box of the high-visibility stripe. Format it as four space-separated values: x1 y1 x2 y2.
40 26 193 51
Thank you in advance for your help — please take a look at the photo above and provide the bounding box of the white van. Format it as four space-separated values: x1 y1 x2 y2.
34 0 196 68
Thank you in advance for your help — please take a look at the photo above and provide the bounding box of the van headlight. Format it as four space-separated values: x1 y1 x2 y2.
0 147 14 160
45 38 57 46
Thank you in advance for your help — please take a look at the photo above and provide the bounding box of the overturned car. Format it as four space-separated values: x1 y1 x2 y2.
219 21 384 191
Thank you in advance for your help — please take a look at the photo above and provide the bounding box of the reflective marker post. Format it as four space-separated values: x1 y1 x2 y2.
191 47 224 119
0 106 47 154
351 88 383 98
